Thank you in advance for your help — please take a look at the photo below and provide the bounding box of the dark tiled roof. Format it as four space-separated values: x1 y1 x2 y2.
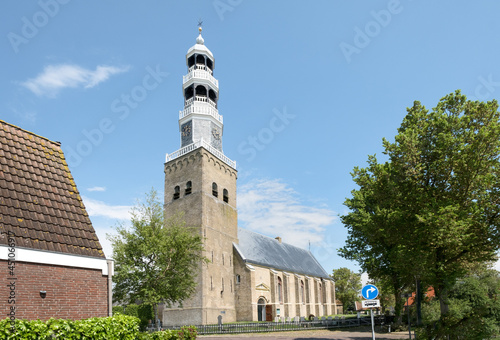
0 120 105 258
234 228 330 279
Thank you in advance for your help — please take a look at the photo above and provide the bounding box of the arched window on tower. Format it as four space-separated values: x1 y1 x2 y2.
185 181 192 195
223 189 229 203
206 58 213 71
236 274 241 284
212 182 218 197
195 85 207 97
278 277 283 304
188 55 195 68
208 89 217 104
173 186 180 200
196 54 205 65
185 85 194 100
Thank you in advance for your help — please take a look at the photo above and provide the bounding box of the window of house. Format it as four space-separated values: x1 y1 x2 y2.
278 277 283 304
223 189 229 203
212 182 218 197
185 181 192 195
173 186 180 200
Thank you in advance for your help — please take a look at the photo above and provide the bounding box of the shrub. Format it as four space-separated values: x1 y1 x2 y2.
0 316 197 340
0 314 140 339
146 326 197 340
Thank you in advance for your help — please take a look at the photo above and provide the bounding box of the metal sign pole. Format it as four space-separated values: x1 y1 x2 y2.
370 308 376 340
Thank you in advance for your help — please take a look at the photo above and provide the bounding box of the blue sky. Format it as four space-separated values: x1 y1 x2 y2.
2 1 500 275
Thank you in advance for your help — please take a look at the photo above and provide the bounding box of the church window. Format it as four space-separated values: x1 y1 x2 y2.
305 279 310 303
301 280 305 304
211 251 214 263
210 276 213 290
173 186 180 200
206 58 213 70
212 182 218 197
222 254 224 265
319 283 323 303
283 277 288 304
185 181 192 195
221 278 224 297
223 189 229 203
236 274 241 284
278 277 283 304
230 279 233 292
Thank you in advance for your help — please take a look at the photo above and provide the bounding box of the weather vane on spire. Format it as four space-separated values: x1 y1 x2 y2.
197 18 203 33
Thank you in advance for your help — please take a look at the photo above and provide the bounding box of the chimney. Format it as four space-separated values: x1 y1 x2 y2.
275 236 282 244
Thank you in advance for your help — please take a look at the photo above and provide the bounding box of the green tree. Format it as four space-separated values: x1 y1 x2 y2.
340 91 500 335
339 157 411 323
418 265 500 339
108 189 207 325
331 267 362 313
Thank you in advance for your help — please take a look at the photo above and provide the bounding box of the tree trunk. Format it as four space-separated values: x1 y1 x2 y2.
416 279 422 326
154 303 159 331
438 286 449 316
393 287 404 327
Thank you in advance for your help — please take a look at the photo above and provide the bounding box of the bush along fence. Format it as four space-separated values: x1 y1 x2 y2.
0 314 197 340
165 315 390 335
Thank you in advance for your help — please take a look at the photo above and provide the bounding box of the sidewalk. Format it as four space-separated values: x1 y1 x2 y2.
200 328 411 339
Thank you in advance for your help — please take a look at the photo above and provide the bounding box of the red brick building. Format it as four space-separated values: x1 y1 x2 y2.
0 120 113 321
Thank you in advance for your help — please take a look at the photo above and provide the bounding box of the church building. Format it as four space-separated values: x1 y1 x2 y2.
161 28 336 326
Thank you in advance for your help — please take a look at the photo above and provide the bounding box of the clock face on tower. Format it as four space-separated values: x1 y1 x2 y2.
212 128 221 140
182 124 192 137
211 126 222 151
181 121 193 147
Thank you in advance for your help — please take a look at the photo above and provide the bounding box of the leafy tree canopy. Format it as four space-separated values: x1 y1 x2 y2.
108 189 207 308
418 264 500 339
331 267 362 312
340 91 500 326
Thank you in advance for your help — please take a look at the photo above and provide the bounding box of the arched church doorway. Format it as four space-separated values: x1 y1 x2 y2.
257 298 266 321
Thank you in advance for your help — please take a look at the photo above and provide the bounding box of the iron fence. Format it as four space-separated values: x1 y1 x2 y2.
163 316 387 335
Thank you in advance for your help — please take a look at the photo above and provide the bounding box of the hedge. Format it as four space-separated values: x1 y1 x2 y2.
0 315 197 340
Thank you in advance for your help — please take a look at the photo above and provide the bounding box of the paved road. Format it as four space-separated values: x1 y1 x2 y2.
200 329 411 339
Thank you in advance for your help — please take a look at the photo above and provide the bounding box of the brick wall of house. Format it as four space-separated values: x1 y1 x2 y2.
1 260 109 321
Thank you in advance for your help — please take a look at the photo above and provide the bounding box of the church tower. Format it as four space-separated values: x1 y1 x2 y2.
162 27 238 326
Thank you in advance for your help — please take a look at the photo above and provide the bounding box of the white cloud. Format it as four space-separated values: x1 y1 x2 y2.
82 196 131 220
87 186 106 192
238 178 336 250
21 64 129 97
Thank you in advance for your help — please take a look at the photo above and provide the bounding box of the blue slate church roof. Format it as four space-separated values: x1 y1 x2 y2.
234 228 330 279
